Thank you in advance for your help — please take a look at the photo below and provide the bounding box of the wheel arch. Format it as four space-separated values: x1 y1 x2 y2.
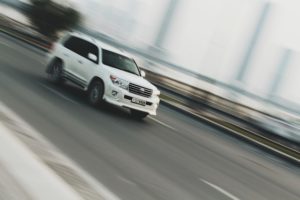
46 57 64 73
87 76 106 103
88 76 105 91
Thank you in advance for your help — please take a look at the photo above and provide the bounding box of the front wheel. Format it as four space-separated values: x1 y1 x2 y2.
88 81 104 106
130 109 149 119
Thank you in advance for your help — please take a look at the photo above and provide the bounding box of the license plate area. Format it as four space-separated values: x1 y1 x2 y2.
131 98 146 106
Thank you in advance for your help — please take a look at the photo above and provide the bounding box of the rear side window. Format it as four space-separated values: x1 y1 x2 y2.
63 36 99 64
63 36 80 53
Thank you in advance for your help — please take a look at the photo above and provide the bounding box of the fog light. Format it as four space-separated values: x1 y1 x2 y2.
112 90 118 96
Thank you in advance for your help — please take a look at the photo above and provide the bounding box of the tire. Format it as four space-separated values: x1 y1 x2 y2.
88 80 104 106
48 60 64 84
130 109 149 119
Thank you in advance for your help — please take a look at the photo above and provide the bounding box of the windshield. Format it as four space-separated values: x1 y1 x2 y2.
102 49 140 76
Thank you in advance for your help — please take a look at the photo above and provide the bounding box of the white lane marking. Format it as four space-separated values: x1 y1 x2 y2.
200 179 240 200
39 83 79 105
149 116 175 131
0 40 11 47
117 175 137 186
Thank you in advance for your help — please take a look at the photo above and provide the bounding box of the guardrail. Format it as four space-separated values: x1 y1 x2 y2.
130 65 300 163
160 95 300 163
0 14 51 51
1 14 299 164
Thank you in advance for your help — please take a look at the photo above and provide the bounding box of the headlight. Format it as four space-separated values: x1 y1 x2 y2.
110 75 129 90
153 89 160 96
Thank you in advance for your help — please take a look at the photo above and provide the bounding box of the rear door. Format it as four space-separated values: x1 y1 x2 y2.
72 39 99 84
62 36 90 87
62 36 81 79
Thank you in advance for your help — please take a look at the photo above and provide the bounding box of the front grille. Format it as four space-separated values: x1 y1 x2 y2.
129 83 153 98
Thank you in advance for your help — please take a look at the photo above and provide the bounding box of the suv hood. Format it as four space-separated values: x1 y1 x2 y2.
104 66 158 90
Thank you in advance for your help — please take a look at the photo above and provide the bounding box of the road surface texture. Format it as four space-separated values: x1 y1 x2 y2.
0 34 300 200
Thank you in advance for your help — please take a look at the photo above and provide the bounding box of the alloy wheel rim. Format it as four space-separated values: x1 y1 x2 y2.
91 85 100 102
52 64 60 78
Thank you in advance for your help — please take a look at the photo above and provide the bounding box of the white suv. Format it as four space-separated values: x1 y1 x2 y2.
46 32 160 119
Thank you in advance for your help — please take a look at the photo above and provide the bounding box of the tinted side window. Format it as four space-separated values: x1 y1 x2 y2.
81 40 99 64
64 36 99 64
63 36 81 53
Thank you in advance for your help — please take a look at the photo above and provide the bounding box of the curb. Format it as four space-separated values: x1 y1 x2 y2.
0 102 121 200
0 122 82 200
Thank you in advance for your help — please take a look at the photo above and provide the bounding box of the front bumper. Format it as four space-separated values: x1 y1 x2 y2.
103 83 160 115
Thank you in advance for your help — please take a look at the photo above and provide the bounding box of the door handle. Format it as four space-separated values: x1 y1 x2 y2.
78 60 83 64
63 53 69 57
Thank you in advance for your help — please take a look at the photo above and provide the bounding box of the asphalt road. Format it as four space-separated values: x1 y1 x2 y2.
1 34 300 200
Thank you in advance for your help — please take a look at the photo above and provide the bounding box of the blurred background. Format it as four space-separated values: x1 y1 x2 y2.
1 0 300 149
1 1 300 199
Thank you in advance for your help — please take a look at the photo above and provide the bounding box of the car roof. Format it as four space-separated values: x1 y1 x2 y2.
69 32 132 58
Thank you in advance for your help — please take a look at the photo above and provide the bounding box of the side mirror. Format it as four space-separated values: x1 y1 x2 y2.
141 70 146 78
88 53 97 62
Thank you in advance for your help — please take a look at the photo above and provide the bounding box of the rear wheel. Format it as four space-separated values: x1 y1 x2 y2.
88 81 104 106
48 60 64 84
130 109 149 119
